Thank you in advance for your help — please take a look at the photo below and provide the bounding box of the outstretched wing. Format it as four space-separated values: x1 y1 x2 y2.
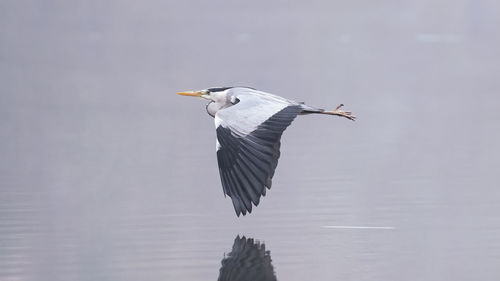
215 91 302 216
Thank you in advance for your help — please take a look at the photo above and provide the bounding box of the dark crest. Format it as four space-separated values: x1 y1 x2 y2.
207 86 256 93
207 87 234 93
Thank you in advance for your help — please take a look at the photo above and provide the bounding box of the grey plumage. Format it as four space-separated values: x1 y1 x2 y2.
216 105 302 216
177 86 355 216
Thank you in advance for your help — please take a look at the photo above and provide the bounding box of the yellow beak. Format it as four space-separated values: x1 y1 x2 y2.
176 90 204 97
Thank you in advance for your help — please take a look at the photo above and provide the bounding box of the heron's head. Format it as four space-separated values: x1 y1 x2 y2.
177 87 233 101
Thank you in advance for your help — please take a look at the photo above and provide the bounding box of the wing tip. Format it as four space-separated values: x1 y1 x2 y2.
231 196 258 217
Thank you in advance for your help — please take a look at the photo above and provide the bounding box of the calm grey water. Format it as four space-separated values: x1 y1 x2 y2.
1 1 500 280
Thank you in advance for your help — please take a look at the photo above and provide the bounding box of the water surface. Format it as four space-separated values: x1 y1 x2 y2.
1 1 500 280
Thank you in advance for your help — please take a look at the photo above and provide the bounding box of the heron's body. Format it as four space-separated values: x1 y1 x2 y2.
177 87 354 216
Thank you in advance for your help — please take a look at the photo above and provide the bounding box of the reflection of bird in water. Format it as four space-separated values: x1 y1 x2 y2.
178 87 355 216
218 236 277 281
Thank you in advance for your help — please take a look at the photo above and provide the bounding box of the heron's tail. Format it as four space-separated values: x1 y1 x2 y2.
298 104 323 114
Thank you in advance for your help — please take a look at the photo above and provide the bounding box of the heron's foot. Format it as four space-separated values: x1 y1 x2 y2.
324 104 356 121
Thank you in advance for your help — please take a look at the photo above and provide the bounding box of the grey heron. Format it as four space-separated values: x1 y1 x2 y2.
177 87 355 216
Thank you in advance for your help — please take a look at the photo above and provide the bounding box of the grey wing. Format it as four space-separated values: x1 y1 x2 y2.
215 93 302 216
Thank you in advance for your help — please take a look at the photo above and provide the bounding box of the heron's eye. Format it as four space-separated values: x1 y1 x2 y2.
231 97 240 105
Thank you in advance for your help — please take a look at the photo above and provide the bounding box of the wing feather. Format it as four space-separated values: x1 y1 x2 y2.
215 92 302 216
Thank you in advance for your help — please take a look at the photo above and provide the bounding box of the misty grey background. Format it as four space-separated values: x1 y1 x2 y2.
1 1 500 280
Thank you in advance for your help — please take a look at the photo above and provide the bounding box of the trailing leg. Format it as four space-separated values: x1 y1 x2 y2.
320 104 356 121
